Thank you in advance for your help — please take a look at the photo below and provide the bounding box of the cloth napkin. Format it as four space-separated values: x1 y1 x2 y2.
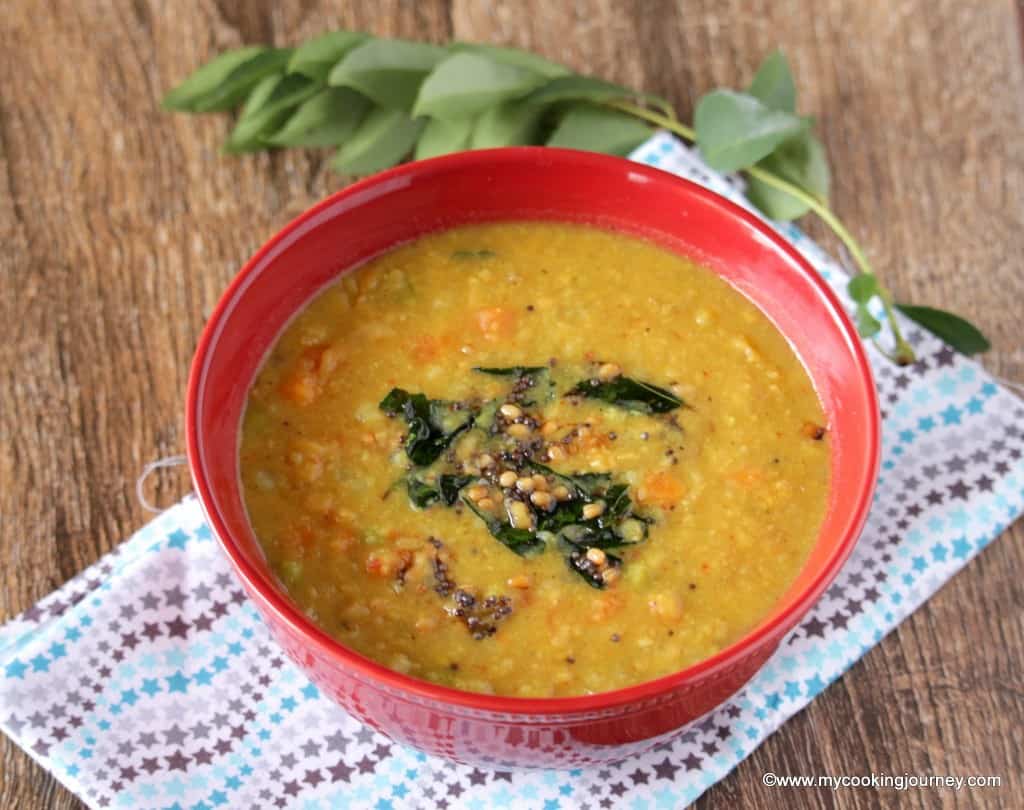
2 133 1022 810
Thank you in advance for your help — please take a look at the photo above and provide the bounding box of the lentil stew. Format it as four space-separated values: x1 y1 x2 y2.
239 221 831 697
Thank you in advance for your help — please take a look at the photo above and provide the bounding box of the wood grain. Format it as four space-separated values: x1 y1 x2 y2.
1 1 1022 807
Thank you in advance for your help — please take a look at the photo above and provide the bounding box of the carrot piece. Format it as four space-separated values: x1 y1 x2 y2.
279 372 317 405
638 471 687 507
278 344 341 405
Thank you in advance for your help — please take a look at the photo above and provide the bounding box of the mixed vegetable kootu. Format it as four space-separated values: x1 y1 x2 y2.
240 222 830 696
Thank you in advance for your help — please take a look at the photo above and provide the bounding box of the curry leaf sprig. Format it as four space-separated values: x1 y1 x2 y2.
164 36 989 363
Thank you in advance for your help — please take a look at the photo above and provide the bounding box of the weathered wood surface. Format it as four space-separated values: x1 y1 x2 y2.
1 1 1022 807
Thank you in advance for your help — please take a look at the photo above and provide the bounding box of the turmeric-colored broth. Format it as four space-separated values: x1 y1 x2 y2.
240 222 830 697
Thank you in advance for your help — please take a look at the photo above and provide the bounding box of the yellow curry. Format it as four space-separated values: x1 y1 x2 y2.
240 222 830 697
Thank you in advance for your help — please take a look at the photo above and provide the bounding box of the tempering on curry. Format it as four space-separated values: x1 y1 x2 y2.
240 222 830 697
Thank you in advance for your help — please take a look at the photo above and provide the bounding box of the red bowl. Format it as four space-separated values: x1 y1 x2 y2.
186 147 879 768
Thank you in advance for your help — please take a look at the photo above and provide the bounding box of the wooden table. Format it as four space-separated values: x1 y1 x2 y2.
2 2 1022 807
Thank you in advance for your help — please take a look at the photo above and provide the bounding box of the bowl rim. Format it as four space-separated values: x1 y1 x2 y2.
186 146 880 716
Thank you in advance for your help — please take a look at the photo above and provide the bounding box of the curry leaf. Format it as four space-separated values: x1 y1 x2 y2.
528 462 611 499
162 46 269 111
603 483 632 520
413 52 547 120
378 388 473 465
895 305 991 356
267 87 371 147
847 273 880 304
288 31 369 82
694 90 808 172
561 524 640 550
473 366 547 376
328 39 447 110
535 498 585 533
855 304 882 338
530 472 645 552
332 107 424 175
470 98 548 148
379 387 414 416
189 48 293 113
744 173 809 221
475 400 500 432
747 49 797 113
414 116 475 160
448 42 570 79
224 73 319 153
546 104 652 156
763 132 829 200
407 473 475 508
571 472 615 495
406 476 441 508
566 376 682 413
461 496 545 556
527 74 666 112
491 524 545 557
565 543 621 589
745 131 830 219
542 496 644 553
439 474 475 504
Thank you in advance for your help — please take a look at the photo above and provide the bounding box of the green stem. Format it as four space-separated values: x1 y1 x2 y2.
609 99 916 365
610 100 696 141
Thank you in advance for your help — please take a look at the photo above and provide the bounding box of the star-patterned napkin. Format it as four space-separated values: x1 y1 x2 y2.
2 132 1023 810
